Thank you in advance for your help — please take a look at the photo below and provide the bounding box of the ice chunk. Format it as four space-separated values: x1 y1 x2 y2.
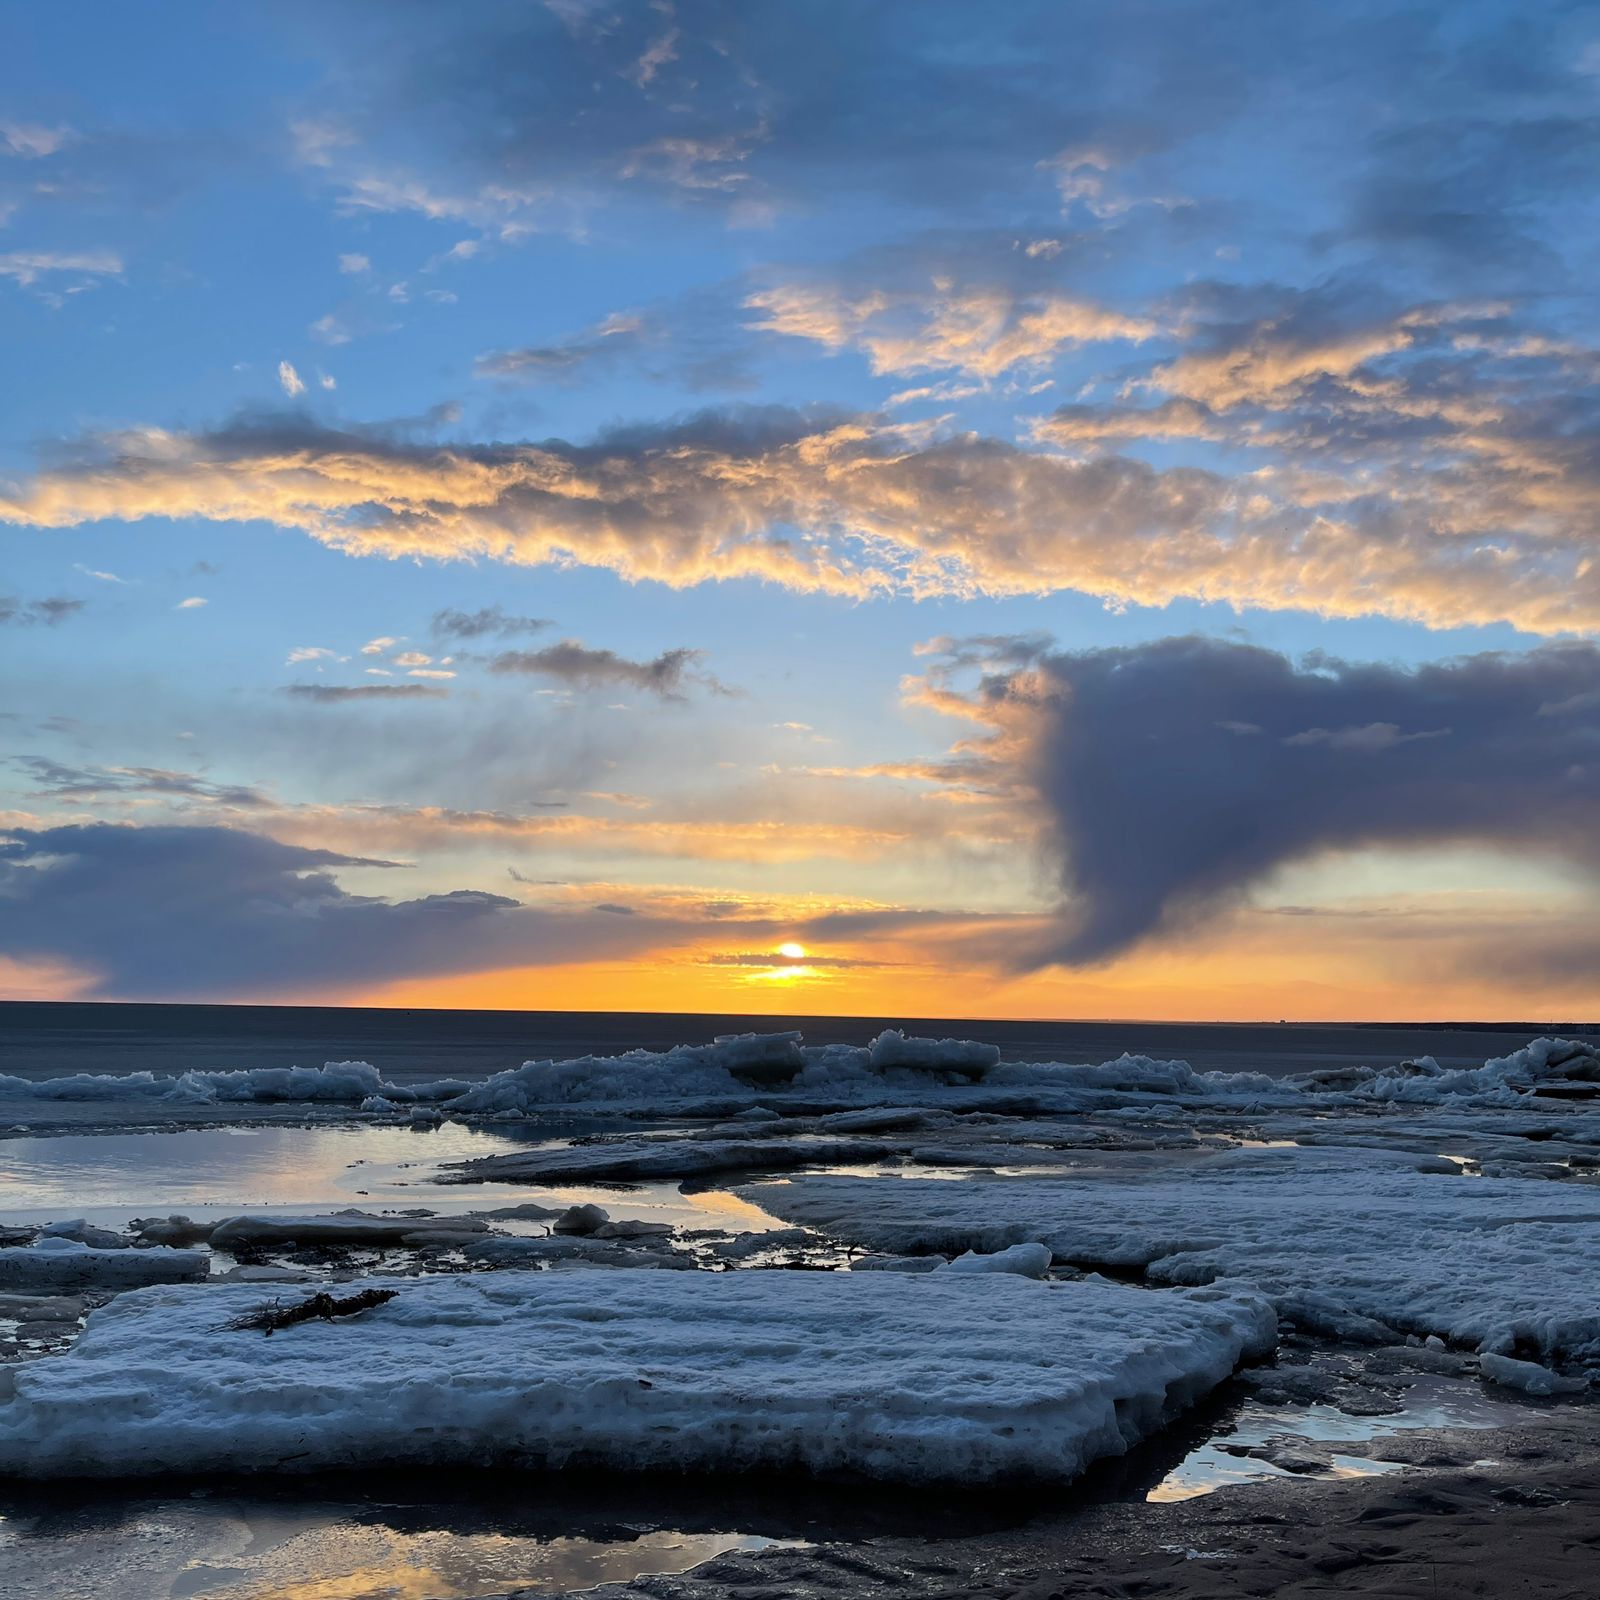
38 1219 129 1250
0 1245 208 1291
440 1136 889 1186
208 1213 487 1248
551 1203 610 1236
937 1243 1053 1279
0 1272 1274 1481
1478 1352 1588 1396
1351 1037 1600 1108
865 1032 1000 1079
417 1032 808 1114
130 1216 214 1248
743 1145 1600 1366
816 1107 948 1134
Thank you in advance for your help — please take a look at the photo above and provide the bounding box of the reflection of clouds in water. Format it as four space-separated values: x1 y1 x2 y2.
203 1527 787 1600
13 1505 789 1600
1147 1385 1520 1503
0 1125 793 1233
0 1124 529 1214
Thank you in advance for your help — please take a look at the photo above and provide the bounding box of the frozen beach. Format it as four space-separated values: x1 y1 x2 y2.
1 1005 1597 1597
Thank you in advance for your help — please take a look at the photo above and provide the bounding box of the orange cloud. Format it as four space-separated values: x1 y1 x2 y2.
9 407 1600 633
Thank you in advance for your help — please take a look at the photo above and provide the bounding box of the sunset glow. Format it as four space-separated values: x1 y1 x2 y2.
2 4 1598 1023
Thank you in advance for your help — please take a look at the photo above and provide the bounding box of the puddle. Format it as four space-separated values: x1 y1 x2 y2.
1147 1379 1530 1502
0 1494 799 1600
0 1125 792 1236
1148 1440 1400 1502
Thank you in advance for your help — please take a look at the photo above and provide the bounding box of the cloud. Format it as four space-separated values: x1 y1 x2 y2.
746 282 1155 377
281 1 1301 221
0 823 674 998
282 683 448 703
0 249 121 288
286 645 338 664
476 311 649 382
432 606 552 639
360 635 401 654
277 360 306 397
702 949 884 969
485 640 708 697
0 595 84 625
338 253 370 274
13 401 1600 633
10 758 270 809
0 121 73 159
175 596 207 610
937 635 1600 964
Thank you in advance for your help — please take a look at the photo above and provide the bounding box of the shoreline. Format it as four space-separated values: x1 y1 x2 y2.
511 1412 1600 1600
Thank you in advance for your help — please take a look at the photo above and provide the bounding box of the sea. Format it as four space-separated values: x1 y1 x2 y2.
2 999 1592 1085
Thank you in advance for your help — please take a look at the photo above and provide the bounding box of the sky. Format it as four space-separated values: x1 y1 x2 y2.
2 0 1599 1021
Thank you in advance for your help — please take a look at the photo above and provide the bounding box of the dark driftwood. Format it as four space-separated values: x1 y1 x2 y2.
225 1287 398 1336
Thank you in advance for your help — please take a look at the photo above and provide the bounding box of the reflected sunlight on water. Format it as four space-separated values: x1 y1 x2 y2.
178 1524 795 1600
0 1496 800 1600
0 1124 794 1235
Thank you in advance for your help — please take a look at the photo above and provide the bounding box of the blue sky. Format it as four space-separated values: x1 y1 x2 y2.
3 1 1599 1018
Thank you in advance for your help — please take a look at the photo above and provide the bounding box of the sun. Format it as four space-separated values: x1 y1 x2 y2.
777 941 807 960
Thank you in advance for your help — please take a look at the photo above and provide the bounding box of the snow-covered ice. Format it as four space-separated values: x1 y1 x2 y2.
5 1032 1600 1122
439 1135 892 1185
0 1271 1274 1481
0 1241 208 1291
936 1243 1053 1278
742 1144 1600 1367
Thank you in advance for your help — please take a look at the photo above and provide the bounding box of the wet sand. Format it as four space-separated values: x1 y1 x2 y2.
523 1415 1600 1600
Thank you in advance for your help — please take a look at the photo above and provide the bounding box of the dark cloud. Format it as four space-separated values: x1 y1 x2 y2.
10 758 270 809
0 824 674 998
431 606 552 640
702 951 884 969
474 294 758 395
0 595 84 625
283 683 448 703
476 313 652 383
963 636 1600 965
485 640 708 698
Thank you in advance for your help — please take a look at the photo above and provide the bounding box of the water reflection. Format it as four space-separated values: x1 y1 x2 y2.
0 1493 796 1600
1146 1381 1529 1503
0 1125 791 1234
174 1523 791 1600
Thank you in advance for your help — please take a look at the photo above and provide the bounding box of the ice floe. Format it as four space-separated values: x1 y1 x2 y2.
0 1271 1274 1481
741 1144 1600 1368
